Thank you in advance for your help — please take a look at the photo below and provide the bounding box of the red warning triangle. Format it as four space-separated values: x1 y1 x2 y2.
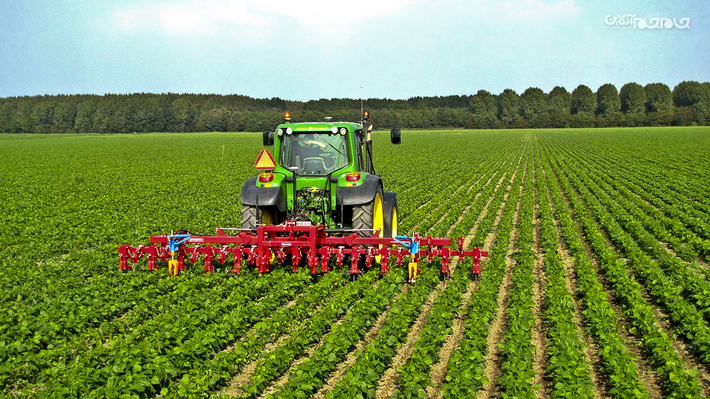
254 149 276 170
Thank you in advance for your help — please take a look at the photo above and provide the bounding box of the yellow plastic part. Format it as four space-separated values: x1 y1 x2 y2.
408 262 418 283
373 193 383 235
168 259 179 276
374 192 384 264
392 208 398 238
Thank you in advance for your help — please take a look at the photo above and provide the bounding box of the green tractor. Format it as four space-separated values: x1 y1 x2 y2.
240 111 401 240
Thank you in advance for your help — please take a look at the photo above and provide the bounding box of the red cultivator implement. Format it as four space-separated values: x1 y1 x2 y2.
119 223 487 283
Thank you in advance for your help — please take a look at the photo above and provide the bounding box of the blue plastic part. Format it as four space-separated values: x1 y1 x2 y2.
394 235 419 255
168 234 191 253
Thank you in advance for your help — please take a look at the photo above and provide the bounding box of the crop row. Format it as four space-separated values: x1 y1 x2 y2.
399 149 508 234
325 144 525 398
543 140 702 397
264 267 405 398
497 150 538 398
540 145 650 398
565 137 710 241
553 142 710 320
325 264 441 398
39 268 312 397
234 270 383 398
156 268 347 397
441 142 526 398
533 148 594 398
558 139 710 264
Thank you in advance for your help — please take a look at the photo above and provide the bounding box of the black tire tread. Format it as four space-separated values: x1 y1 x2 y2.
241 206 257 229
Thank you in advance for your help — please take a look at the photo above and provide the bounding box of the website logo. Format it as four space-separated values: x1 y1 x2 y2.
605 14 690 29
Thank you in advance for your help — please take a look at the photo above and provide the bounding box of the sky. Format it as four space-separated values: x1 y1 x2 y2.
0 0 708 101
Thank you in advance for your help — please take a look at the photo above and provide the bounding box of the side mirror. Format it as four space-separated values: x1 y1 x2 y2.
390 127 401 144
263 131 274 146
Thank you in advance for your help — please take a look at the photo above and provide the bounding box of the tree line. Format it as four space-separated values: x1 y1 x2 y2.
0 81 709 133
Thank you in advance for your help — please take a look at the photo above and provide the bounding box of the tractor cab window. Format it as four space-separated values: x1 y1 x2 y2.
280 132 350 175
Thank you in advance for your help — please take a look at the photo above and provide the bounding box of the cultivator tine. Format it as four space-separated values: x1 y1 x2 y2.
201 246 215 273
245 246 256 265
320 246 330 274
472 247 484 278
350 247 360 276
292 248 301 273
145 246 158 271
335 247 345 268
441 247 450 276
118 245 132 272
364 248 374 269
380 247 390 275
188 246 200 264
217 245 228 264
395 249 404 268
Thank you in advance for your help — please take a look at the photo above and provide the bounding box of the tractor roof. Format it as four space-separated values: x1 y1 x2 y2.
276 121 364 132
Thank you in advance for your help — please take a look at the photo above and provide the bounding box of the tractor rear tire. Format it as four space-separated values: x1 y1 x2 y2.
352 188 384 237
241 205 276 229
353 188 385 269
383 192 398 239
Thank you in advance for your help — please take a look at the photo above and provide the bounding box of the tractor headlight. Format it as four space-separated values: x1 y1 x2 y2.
277 128 284 136
339 127 347 135
331 126 338 134
286 127 293 135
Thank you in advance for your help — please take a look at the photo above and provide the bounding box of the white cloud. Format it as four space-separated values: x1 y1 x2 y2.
109 0 418 46
110 1 272 38
503 0 581 22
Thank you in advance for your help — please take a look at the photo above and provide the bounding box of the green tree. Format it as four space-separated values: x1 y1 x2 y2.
619 82 646 114
644 83 673 113
548 86 571 114
673 80 710 107
196 108 231 131
497 89 520 127
519 87 547 121
74 100 97 133
596 84 620 116
52 100 77 133
470 90 498 128
571 85 596 114
30 99 55 133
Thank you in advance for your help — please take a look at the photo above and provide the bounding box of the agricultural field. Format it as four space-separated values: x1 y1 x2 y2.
2 126 710 398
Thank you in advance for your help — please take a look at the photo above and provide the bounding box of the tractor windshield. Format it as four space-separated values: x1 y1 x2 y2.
280 132 350 175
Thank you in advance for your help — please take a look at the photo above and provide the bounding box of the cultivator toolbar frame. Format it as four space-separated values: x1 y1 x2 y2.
119 223 488 281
